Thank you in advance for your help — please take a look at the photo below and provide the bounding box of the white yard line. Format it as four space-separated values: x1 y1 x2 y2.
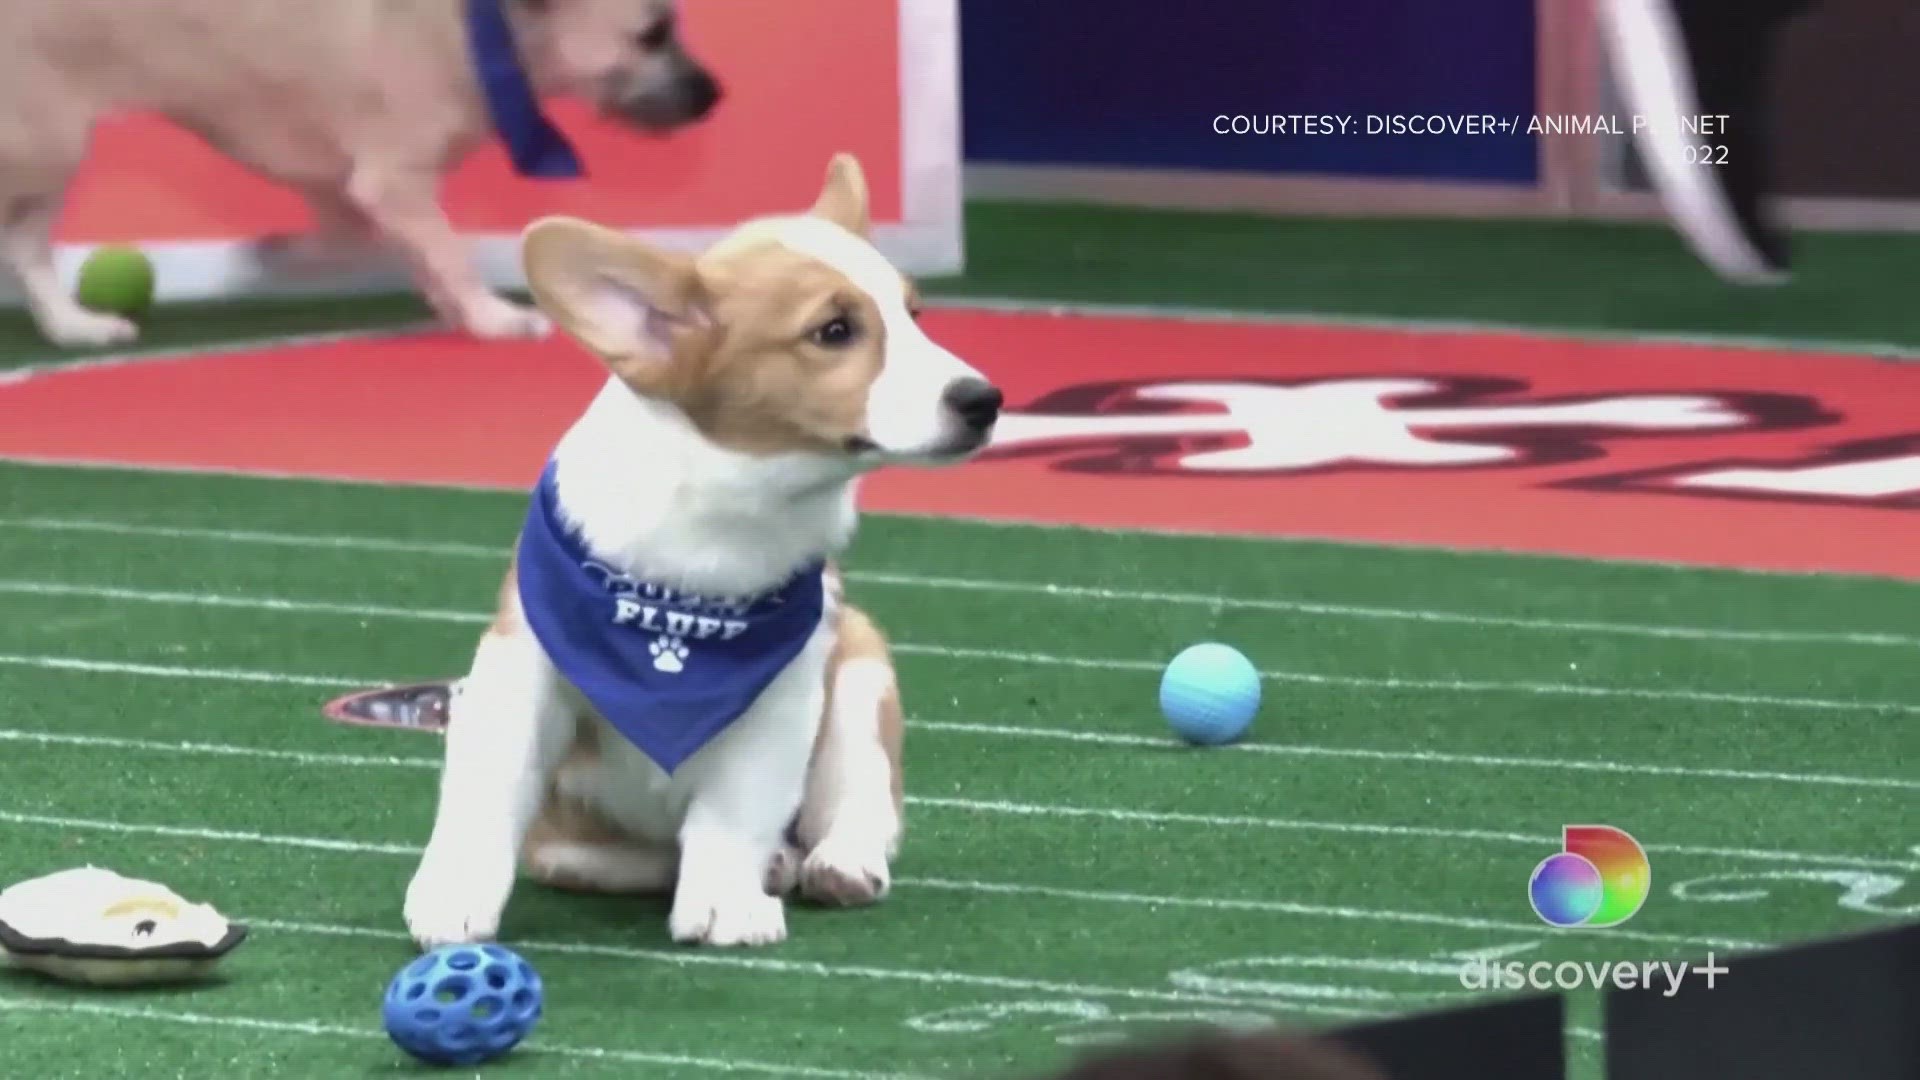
908 796 1920 874
0 579 482 624
0 997 929 1079
0 518 503 557
6 712 1911 795
911 720 1920 793
0 726 1910 881
3 580 1917 717
251 916 1376 1021
0 651 364 688
851 572 1920 648
897 877 1761 952
1 519 1913 648
1 646 1911 792
887 641 1920 716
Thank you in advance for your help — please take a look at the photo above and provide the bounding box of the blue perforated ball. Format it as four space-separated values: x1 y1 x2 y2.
383 944 543 1067
1160 642 1261 745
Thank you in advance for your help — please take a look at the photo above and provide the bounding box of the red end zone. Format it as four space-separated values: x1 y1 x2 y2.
2 310 1916 578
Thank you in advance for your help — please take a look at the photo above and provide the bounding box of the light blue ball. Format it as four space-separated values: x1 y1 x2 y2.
383 944 543 1067
1159 642 1260 745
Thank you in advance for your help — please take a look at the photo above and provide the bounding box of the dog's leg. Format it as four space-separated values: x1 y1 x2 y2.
253 187 382 275
344 160 549 340
521 773 679 894
0 173 139 348
795 605 903 907
668 686 823 947
526 837 679 894
404 627 573 949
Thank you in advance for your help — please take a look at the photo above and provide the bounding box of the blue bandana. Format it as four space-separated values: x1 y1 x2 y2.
515 465 827 773
466 0 584 178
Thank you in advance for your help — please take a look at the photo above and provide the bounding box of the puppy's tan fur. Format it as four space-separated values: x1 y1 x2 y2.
0 0 717 347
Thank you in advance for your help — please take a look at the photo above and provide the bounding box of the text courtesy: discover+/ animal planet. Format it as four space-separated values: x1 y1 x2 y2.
1211 112 1732 163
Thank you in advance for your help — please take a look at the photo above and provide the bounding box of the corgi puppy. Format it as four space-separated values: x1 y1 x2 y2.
403 153 1001 948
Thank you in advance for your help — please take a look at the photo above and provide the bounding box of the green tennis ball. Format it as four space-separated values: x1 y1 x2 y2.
75 245 156 320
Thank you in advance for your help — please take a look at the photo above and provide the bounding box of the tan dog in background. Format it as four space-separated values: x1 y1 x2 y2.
0 0 718 347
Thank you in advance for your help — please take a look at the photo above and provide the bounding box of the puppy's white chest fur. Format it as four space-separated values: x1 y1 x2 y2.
538 380 851 835
554 606 839 844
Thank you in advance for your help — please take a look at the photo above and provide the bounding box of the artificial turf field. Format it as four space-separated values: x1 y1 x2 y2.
0 207 1918 1078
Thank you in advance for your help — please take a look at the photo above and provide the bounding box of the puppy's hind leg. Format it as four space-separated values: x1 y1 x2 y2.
795 605 904 908
524 834 679 895
0 132 140 348
522 774 678 895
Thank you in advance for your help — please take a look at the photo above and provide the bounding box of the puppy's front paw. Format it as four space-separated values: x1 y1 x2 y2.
670 887 787 947
404 855 511 950
800 835 891 907
459 296 551 341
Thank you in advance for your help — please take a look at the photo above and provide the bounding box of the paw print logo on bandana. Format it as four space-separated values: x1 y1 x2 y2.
649 635 689 674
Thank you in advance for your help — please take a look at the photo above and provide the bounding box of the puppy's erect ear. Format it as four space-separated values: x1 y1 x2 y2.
521 216 711 394
810 153 870 236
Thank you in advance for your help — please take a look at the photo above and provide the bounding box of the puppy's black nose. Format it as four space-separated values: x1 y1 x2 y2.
943 378 1003 430
678 69 721 117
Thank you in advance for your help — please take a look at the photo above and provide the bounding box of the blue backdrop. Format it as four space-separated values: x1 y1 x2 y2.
959 0 1539 184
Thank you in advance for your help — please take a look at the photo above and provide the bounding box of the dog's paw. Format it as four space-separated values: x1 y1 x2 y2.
764 843 804 896
404 855 510 950
669 887 787 947
799 835 892 907
460 296 551 341
43 308 138 349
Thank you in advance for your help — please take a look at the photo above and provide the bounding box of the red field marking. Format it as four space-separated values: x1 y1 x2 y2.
2 310 1917 578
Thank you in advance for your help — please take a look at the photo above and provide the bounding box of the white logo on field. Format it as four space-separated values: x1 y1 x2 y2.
989 378 1748 472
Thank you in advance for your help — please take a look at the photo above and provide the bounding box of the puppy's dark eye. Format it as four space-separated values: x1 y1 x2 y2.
810 316 858 348
635 15 674 51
